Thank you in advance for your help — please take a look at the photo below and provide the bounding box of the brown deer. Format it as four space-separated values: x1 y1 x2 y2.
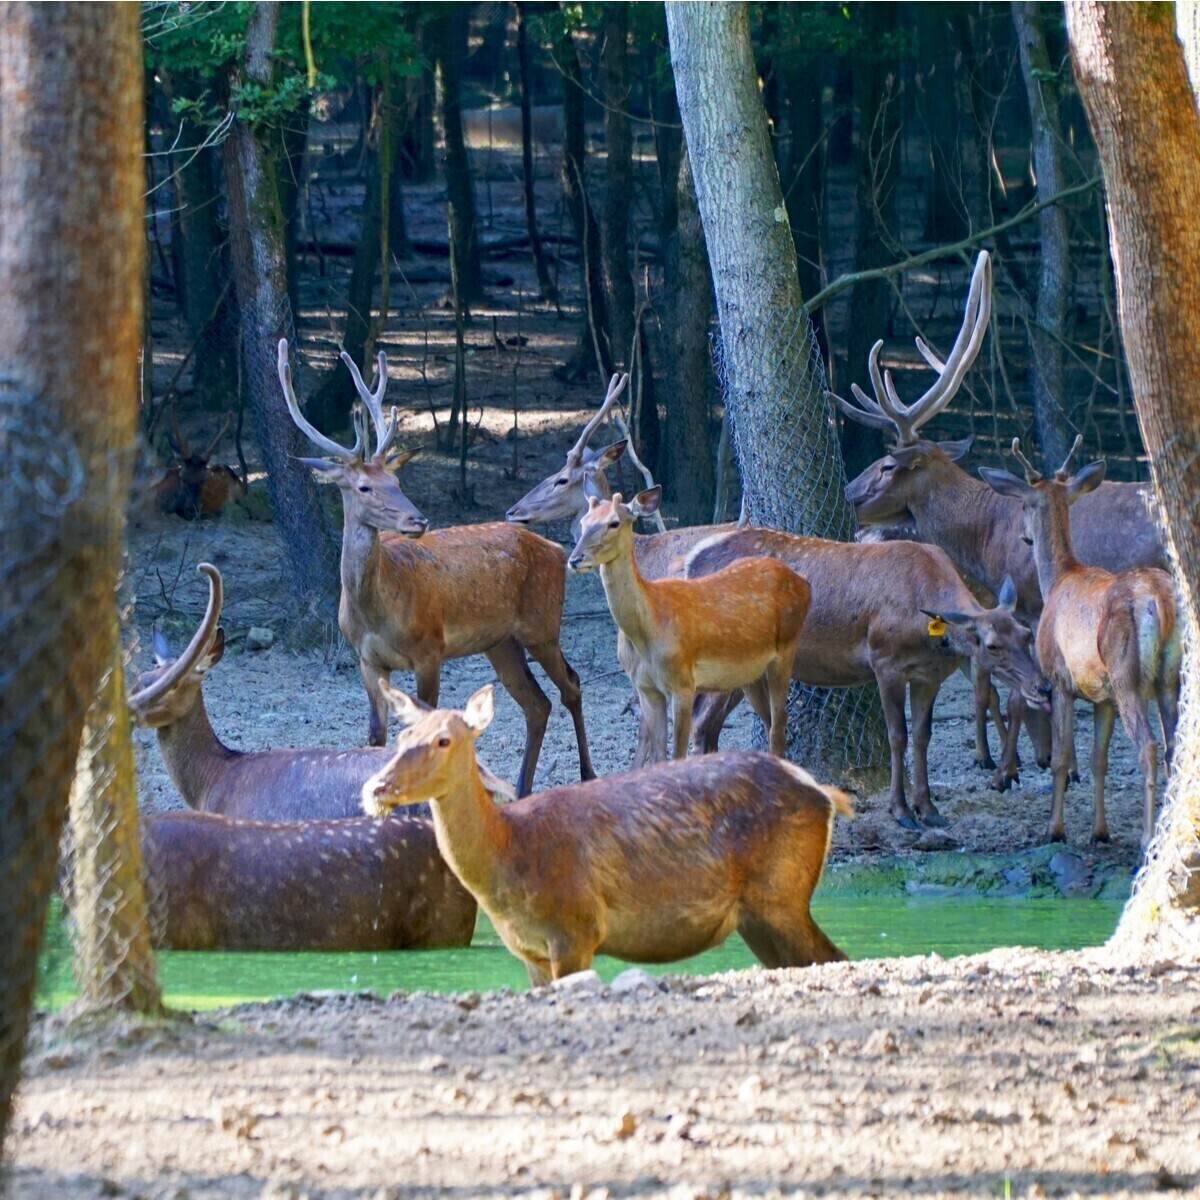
362 684 850 982
130 562 521 819
140 811 476 951
836 250 1164 787
980 438 1180 847
278 338 593 796
153 408 247 519
683 528 1050 830
568 487 810 761
505 372 738 577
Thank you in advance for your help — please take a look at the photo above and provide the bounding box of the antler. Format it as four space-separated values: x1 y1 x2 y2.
834 250 993 446
1054 434 1084 481
567 373 629 464
169 405 190 460
200 412 234 462
1010 438 1043 484
339 348 399 459
128 563 223 715
278 339 364 461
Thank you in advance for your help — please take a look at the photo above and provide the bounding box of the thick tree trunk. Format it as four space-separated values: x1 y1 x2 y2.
1015 0 1072 470
1066 0 1200 961
843 1 900 479
917 7 969 244
662 146 716 525
666 0 887 779
558 21 611 380
221 1 339 619
516 2 557 303
431 7 483 310
0 1 145 1150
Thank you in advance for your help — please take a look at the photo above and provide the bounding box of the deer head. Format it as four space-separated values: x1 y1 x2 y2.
278 339 427 537
129 563 225 727
567 487 661 572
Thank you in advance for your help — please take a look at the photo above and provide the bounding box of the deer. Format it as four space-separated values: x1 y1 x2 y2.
361 683 851 983
567 487 810 761
140 810 477 951
836 250 1165 789
505 372 739 578
682 527 1050 831
130 562 502 819
153 408 247 519
979 438 1180 848
278 338 594 796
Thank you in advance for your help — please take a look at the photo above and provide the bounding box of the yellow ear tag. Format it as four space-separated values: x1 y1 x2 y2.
927 617 948 638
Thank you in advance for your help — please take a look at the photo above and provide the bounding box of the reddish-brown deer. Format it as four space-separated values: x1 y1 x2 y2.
140 810 476 951
568 487 811 761
683 528 1050 830
153 409 247 519
837 251 1165 788
278 338 593 795
362 684 850 982
980 438 1180 847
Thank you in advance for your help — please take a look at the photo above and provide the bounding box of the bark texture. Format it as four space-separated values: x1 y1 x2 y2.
516 2 557 303
1015 0 1072 469
221 1 339 620
0 1 145 1150
1065 0 1200 960
666 0 887 778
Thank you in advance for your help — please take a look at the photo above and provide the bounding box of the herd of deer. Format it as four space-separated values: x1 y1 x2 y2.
126 252 1180 984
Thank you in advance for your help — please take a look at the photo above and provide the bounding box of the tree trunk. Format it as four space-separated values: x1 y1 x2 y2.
0 1 145 1150
662 145 716 525
843 1 901 479
516 2 557 303
68 608 161 1012
221 1 339 621
1065 0 1200 960
1015 0 1072 470
666 0 888 779
431 6 483 310
558 19 611 380
917 7 969 244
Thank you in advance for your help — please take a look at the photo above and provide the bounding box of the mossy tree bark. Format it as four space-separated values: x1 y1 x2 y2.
1065 0 1200 960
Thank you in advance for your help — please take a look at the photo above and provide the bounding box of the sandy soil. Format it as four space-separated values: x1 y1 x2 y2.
9 949 1199 1198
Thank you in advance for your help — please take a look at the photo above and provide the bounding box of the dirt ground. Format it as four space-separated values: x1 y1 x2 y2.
9 948 1200 1198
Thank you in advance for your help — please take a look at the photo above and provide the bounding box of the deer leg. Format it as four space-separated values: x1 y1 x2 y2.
909 679 946 828
762 659 793 757
671 684 696 761
485 638 551 797
693 690 743 754
877 675 919 831
1047 686 1075 844
549 937 595 980
991 690 1025 792
1113 690 1159 851
1090 701 1116 846
360 660 392 747
525 641 595 782
525 958 552 987
971 661 999 770
1157 669 1180 773
637 688 669 765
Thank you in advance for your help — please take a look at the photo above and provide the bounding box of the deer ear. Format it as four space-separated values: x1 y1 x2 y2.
979 465 1037 503
585 439 628 471
197 628 225 673
1066 460 1106 503
888 446 929 470
629 485 662 517
380 680 430 726
997 575 1018 611
938 436 974 462
463 684 494 733
920 607 975 630
296 457 346 483
152 628 172 666
387 447 419 473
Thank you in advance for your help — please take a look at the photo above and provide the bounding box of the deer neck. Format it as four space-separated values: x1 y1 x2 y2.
1032 497 1079 594
426 754 512 898
155 696 238 812
340 510 387 609
597 531 655 646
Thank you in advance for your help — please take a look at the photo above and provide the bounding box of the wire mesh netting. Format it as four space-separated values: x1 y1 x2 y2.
712 311 890 779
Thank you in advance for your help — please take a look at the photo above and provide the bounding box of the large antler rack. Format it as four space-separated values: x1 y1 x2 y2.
566 372 629 465
339 348 400 460
277 338 365 462
830 250 993 447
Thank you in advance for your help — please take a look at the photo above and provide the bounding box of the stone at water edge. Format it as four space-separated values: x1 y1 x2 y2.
610 967 660 996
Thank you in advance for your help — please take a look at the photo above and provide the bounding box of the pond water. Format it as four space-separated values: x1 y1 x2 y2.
37 896 1123 1012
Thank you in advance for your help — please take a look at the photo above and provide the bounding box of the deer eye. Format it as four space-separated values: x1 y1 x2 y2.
881 463 896 473
608 520 620 529
437 736 451 748
554 478 568 487
358 484 371 493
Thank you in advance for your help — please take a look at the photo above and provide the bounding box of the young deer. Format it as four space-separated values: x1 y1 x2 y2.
362 684 850 983
980 438 1180 847
141 811 477 951
278 338 593 795
153 409 247 519
568 487 810 761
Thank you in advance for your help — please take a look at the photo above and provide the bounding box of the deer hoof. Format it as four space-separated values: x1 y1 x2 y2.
891 805 922 832
975 756 997 772
1091 829 1111 846
1047 828 1066 844
1069 771 1082 785
990 772 1017 793
919 809 949 829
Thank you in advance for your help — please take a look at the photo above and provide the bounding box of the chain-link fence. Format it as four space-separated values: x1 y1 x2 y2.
713 311 890 780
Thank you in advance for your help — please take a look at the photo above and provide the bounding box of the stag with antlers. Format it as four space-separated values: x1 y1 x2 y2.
278 339 594 796
153 409 246 519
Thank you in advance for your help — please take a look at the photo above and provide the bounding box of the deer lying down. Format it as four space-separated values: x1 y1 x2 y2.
141 811 476 951
153 409 246 519
981 439 1180 847
362 684 849 983
569 487 810 762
